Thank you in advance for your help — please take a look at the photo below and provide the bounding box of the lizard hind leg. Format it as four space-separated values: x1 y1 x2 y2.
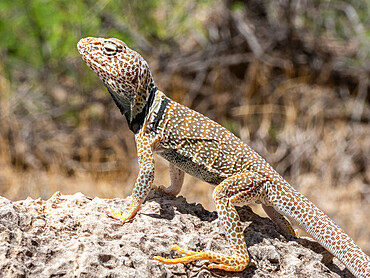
157 163 185 196
154 172 263 271
154 244 248 271
262 204 298 236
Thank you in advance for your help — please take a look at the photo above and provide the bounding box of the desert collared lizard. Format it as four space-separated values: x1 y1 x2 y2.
77 37 370 277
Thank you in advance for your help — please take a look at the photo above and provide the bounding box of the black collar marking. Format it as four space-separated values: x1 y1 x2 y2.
129 86 157 133
150 97 170 132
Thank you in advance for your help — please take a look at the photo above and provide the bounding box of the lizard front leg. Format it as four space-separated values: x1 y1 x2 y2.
110 135 155 223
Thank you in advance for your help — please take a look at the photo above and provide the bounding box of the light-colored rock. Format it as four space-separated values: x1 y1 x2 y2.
0 191 354 277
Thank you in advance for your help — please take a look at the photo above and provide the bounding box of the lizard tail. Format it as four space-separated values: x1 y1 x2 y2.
269 183 370 278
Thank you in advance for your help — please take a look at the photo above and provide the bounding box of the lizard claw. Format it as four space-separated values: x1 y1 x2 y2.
294 229 299 237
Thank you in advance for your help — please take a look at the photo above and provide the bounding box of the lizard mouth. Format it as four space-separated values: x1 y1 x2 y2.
77 37 90 54
77 37 100 56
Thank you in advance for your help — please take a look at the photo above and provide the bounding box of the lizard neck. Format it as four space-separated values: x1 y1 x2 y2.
104 74 158 134
126 84 157 133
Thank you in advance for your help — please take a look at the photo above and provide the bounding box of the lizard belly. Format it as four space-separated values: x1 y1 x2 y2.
157 148 224 185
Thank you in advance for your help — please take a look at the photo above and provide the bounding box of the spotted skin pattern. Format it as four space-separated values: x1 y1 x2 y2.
77 37 370 277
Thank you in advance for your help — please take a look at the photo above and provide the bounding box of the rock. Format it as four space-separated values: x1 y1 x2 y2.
0 190 354 278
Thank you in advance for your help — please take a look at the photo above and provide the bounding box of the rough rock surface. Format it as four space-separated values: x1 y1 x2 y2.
0 190 355 278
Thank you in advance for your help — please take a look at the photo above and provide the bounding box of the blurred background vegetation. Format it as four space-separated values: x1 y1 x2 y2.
0 0 369 254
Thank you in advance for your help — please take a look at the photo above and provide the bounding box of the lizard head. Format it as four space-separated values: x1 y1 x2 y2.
77 37 156 123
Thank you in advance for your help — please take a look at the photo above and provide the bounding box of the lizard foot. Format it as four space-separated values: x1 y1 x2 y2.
285 224 299 237
283 216 298 237
154 244 248 272
152 184 179 196
109 208 136 224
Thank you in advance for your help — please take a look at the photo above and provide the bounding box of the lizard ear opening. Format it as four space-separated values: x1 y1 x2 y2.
135 61 149 94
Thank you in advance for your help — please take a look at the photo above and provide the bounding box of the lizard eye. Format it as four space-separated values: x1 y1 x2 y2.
103 42 118 56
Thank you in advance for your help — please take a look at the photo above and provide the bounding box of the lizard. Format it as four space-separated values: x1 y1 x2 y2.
77 37 370 277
